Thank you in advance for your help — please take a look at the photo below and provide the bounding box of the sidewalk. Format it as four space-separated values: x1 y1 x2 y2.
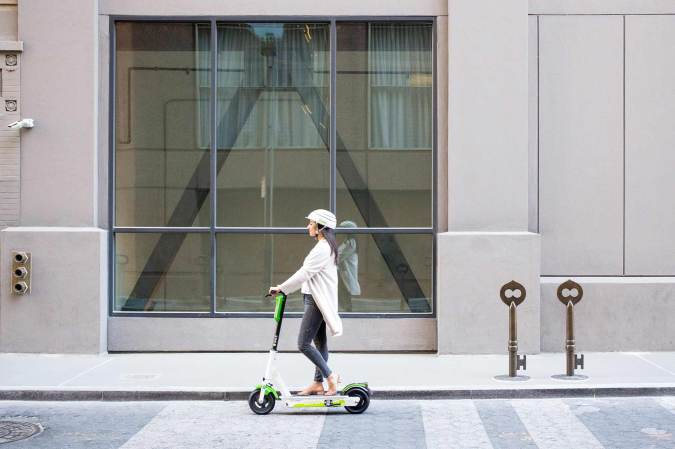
1 351 675 401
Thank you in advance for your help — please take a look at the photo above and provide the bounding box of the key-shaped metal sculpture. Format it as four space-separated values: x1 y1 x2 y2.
500 280 527 378
556 279 586 378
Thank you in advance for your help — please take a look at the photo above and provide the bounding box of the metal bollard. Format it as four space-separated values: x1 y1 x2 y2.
508 302 527 376
552 279 587 380
494 280 529 381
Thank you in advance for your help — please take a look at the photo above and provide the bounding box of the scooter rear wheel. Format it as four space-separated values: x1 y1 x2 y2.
344 388 370 414
248 389 275 415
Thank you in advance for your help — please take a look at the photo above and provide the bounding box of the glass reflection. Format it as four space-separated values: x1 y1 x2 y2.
213 23 331 227
336 22 433 228
115 233 211 312
215 231 432 314
336 233 432 313
337 220 361 311
115 22 211 227
216 233 315 313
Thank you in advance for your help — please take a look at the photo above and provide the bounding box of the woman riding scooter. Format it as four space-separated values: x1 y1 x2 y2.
269 209 342 396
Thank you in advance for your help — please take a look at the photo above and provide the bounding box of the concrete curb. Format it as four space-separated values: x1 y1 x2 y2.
2 387 675 401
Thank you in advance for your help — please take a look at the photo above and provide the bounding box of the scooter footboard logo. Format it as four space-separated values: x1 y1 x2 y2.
324 399 344 407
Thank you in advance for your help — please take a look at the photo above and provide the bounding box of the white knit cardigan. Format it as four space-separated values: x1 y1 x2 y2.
279 239 343 337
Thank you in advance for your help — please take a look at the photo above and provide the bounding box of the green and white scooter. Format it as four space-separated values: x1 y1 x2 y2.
248 292 371 415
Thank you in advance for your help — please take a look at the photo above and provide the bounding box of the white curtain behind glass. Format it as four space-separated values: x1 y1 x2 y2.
370 23 433 150
197 24 329 150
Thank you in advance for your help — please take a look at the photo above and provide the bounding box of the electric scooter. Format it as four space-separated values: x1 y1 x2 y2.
248 292 371 415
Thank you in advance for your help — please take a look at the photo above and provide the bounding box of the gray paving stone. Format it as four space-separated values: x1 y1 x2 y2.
318 401 426 449
3 396 675 448
0 401 165 449
566 397 675 449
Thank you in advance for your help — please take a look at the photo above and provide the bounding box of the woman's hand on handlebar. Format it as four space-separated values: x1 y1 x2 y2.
268 286 282 295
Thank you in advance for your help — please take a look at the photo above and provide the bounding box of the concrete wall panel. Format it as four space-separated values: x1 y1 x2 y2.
98 15 110 229
100 0 447 16
528 15 538 233
0 228 107 353
437 232 541 354
625 15 675 275
530 0 675 15
17 0 98 226
448 0 529 231
108 317 437 352
541 277 675 351
539 16 623 275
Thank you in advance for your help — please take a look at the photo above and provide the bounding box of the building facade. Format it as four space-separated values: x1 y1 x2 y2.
0 0 674 354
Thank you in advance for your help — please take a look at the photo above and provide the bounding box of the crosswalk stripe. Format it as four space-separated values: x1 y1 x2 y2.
512 398 604 449
421 400 493 449
657 396 675 415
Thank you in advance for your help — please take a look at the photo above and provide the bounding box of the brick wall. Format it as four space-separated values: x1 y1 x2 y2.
0 50 20 228
0 0 19 228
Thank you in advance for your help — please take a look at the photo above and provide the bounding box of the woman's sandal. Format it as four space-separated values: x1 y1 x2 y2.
297 383 325 396
325 373 341 396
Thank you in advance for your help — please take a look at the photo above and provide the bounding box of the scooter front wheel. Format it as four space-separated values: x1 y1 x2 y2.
248 388 276 415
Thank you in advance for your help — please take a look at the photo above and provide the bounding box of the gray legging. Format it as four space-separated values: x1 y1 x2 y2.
298 294 332 382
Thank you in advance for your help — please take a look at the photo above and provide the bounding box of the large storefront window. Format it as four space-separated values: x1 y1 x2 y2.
113 19 434 315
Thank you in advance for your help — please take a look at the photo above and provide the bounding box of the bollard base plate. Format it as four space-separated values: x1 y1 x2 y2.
493 375 530 382
551 374 589 381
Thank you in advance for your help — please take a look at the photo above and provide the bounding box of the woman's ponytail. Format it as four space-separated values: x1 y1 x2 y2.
318 225 339 265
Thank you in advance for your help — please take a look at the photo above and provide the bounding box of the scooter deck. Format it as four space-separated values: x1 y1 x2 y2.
283 394 359 408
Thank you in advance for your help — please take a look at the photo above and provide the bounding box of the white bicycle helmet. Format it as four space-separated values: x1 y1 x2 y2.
306 209 337 229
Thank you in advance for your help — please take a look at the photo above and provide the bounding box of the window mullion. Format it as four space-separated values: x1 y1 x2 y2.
210 18 218 317
330 19 337 213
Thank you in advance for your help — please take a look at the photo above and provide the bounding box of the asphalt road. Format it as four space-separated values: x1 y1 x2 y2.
1 396 675 448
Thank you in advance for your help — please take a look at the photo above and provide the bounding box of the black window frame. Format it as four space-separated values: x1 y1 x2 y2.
108 16 438 318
